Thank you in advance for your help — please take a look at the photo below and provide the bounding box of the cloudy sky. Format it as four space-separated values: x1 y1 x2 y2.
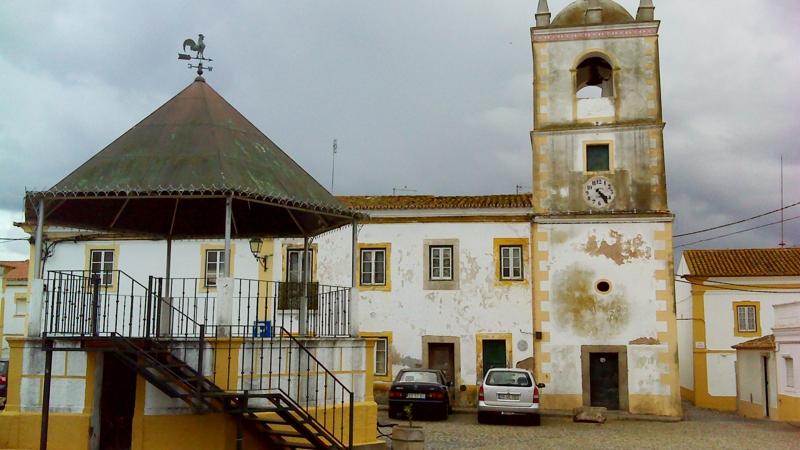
0 0 798 261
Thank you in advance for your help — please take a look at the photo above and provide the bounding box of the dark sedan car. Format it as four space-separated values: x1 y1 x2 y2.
388 369 453 420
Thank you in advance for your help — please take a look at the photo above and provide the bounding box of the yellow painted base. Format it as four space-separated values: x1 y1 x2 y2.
629 394 682 417
680 386 694 402
695 394 737 412
778 394 800 422
0 412 90 450
737 399 766 419
540 394 583 411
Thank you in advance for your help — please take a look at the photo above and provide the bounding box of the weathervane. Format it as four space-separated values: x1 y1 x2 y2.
178 34 213 77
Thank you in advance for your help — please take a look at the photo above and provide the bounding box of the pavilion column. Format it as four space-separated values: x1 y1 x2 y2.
28 198 45 337
216 194 234 336
159 238 174 336
350 220 359 337
299 236 309 336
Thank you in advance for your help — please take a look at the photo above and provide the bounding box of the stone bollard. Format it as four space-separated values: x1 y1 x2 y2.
391 426 425 450
573 406 607 423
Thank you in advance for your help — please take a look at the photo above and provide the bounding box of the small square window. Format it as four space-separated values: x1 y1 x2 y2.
430 246 453 281
586 144 610 172
500 246 523 280
375 337 389 376
14 296 27 316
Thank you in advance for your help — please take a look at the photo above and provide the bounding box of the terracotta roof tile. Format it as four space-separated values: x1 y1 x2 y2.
337 194 532 210
732 334 775 350
683 248 800 277
0 260 29 281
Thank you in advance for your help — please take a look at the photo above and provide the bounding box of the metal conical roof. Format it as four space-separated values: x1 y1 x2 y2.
25 78 363 238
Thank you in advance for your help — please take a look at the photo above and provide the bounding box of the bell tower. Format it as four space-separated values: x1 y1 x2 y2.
530 0 680 417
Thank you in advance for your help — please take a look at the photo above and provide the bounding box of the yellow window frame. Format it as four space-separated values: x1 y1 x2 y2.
732 301 761 337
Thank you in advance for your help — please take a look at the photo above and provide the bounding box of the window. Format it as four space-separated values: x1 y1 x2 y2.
280 248 317 310
499 246 523 280
14 295 27 316
360 248 386 286
375 337 388 377
429 246 453 281
286 249 313 283
90 249 114 286
586 144 610 172
786 357 795 388
204 249 226 287
736 305 757 333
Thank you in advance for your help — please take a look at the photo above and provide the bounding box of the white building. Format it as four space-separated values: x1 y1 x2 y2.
773 301 800 421
306 194 534 406
0 260 28 360
677 248 800 411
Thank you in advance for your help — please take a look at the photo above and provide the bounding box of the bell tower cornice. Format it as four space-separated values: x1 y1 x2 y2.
532 21 659 43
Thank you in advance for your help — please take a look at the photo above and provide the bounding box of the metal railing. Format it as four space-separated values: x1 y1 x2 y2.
41 270 354 448
162 277 351 338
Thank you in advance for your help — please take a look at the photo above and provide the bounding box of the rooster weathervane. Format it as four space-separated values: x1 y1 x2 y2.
178 34 213 77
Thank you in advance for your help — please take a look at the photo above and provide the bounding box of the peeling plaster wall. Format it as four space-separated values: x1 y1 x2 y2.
533 35 660 126
306 222 534 387
539 221 670 397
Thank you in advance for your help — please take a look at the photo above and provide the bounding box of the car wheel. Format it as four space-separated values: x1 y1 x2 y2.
477 411 490 424
530 413 541 426
439 403 449 421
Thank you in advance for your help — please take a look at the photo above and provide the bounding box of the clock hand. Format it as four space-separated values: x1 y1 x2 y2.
595 188 609 203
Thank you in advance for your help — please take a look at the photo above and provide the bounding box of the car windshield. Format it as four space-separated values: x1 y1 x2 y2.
397 371 440 384
486 370 532 387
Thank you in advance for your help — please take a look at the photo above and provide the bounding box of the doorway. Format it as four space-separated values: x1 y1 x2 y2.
589 353 620 410
581 345 628 411
481 340 507 378
99 353 137 450
762 355 770 418
428 343 455 383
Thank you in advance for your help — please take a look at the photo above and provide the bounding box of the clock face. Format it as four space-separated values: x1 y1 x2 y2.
583 176 615 208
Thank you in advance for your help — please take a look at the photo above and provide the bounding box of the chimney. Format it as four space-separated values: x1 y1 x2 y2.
586 0 603 24
636 0 655 21
535 0 551 27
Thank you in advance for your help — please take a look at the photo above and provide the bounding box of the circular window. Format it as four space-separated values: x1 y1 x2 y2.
595 280 611 294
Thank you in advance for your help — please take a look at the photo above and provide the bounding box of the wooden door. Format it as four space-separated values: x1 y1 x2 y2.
481 340 507 378
428 343 455 383
100 354 137 450
589 352 620 410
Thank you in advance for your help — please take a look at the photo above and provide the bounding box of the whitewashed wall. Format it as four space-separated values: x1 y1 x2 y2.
2 282 28 359
700 277 797 398
676 258 693 391
774 302 800 401
540 221 670 397
296 220 534 386
736 349 778 414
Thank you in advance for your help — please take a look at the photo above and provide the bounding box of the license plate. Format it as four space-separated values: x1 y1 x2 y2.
406 393 425 399
497 393 520 400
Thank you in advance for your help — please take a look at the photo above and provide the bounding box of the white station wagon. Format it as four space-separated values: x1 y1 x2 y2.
478 368 545 425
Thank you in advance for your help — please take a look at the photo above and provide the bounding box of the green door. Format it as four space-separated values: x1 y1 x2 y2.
482 340 507 377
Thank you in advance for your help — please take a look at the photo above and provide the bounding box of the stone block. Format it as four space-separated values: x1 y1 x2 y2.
573 406 607 423
392 426 425 450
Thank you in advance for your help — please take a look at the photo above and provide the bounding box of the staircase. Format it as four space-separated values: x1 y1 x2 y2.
42 270 355 450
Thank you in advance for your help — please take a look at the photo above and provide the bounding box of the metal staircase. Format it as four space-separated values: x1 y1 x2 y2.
42 270 355 450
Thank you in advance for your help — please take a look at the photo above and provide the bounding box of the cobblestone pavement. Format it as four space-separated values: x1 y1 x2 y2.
377 404 800 449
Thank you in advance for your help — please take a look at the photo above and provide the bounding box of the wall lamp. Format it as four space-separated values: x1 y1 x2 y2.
248 238 270 271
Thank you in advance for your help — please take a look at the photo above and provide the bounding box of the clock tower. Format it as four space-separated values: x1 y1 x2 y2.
530 0 680 416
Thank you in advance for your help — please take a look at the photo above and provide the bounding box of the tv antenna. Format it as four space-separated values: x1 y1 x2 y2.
515 184 531 194
178 34 213 77
392 186 417 196
779 155 786 248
